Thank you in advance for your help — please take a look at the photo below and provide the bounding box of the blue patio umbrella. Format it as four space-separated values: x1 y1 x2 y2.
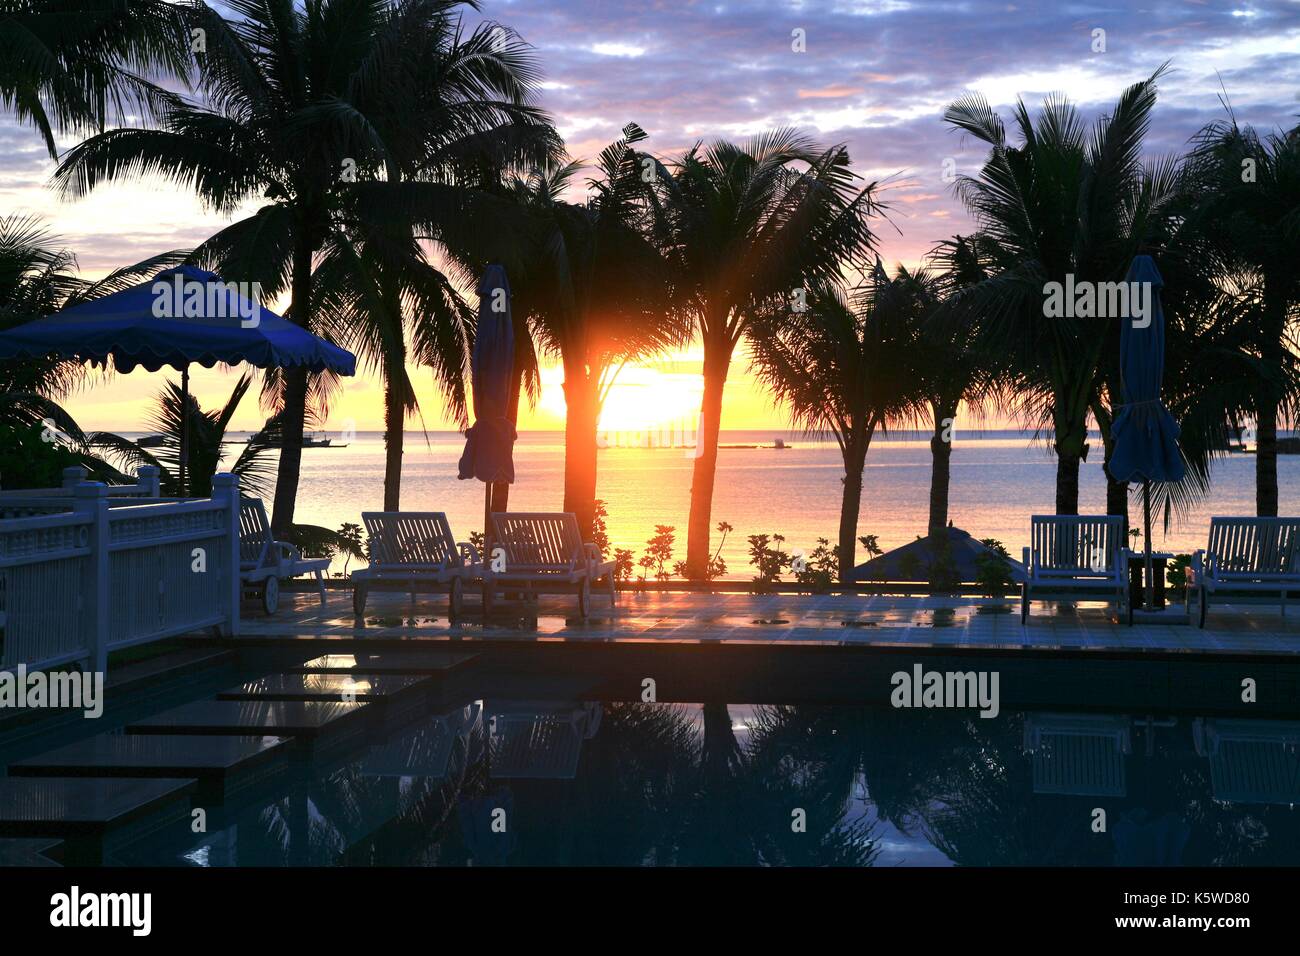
458 265 518 536
1108 255 1184 609
0 265 356 493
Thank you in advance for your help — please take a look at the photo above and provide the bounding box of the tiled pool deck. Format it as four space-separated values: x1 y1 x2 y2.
241 590 1300 658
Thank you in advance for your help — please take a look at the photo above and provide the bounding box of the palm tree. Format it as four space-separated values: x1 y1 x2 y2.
748 265 924 580
942 68 1179 515
311 200 474 510
0 0 192 157
1185 115 1300 515
53 0 554 531
646 130 882 577
484 125 677 538
91 371 281 497
888 248 998 537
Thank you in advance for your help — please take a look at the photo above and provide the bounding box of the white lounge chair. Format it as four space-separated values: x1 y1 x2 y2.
1021 515 1131 625
239 497 330 615
1189 517 1300 627
350 511 482 617
487 512 616 618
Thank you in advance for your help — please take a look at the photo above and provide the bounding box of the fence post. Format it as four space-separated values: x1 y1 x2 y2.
73 482 110 674
62 466 88 491
136 466 161 498
211 473 241 636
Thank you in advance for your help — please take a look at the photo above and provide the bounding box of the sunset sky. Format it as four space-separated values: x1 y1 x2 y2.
3 0 1298 433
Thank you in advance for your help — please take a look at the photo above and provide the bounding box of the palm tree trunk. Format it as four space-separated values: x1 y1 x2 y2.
928 400 956 537
838 428 870 584
1256 404 1279 517
562 364 599 540
1093 398 1128 535
685 336 733 579
1256 288 1286 517
382 367 404 512
1053 413 1088 516
1105 470 1129 534
1055 452 1081 516
271 234 314 533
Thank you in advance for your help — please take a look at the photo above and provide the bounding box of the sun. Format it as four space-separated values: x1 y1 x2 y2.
536 362 703 435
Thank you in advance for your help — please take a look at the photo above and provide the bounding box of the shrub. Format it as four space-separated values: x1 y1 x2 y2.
1166 553 1192 593
614 548 635 582
0 422 81 490
793 537 838 592
975 538 1015 596
642 525 676 581
748 533 791 590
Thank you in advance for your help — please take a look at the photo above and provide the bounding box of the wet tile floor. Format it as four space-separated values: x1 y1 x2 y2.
237 590 1300 657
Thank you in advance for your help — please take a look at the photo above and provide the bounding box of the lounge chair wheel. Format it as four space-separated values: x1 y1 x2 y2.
1020 584 1029 625
260 576 279 616
578 577 591 619
449 577 464 620
353 585 367 616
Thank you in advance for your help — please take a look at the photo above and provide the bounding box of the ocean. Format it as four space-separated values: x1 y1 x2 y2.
191 428 1293 577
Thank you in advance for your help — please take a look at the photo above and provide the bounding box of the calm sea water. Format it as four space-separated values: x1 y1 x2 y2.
192 428 1295 576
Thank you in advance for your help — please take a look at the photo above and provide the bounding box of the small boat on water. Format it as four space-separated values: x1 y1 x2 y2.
720 437 796 450
135 434 168 448
232 430 346 448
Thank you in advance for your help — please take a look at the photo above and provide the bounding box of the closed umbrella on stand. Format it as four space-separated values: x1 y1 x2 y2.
459 265 518 594
1109 255 1185 611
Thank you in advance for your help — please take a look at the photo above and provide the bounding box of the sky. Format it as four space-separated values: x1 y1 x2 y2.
5 0 1300 433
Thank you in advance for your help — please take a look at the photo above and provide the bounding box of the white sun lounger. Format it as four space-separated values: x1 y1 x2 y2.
1189 517 1300 627
486 512 616 618
239 497 329 615
1021 515 1131 625
350 512 483 617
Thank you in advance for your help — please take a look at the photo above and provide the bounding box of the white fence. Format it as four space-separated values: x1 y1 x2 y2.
0 472 240 673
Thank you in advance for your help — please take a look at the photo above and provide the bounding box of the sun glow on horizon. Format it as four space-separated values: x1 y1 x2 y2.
538 362 705 435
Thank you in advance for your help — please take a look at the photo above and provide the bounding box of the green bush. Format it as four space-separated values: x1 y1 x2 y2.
975 538 1015 596
0 423 81 490
794 537 839 592
1166 553 1192 593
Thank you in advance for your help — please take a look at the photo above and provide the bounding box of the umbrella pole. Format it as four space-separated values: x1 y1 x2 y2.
1143 478 1154 610
179 363 190 498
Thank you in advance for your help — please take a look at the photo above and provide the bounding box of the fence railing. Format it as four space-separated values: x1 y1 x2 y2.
0 473 240 674
0 465 161 500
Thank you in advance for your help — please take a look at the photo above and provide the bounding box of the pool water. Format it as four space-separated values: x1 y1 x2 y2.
109 691 1300 867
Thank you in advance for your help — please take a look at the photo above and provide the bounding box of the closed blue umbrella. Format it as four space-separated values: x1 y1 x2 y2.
1109 255 1184 609
458 265 517 537
0 265 356 493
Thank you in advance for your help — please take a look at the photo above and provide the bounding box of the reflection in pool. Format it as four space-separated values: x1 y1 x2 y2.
121 696 1300 867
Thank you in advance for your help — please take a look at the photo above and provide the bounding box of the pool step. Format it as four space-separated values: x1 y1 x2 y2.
288 650 479 676
216 672 429 703
126 700 368 747
9 734 289 804
0 777 196 864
